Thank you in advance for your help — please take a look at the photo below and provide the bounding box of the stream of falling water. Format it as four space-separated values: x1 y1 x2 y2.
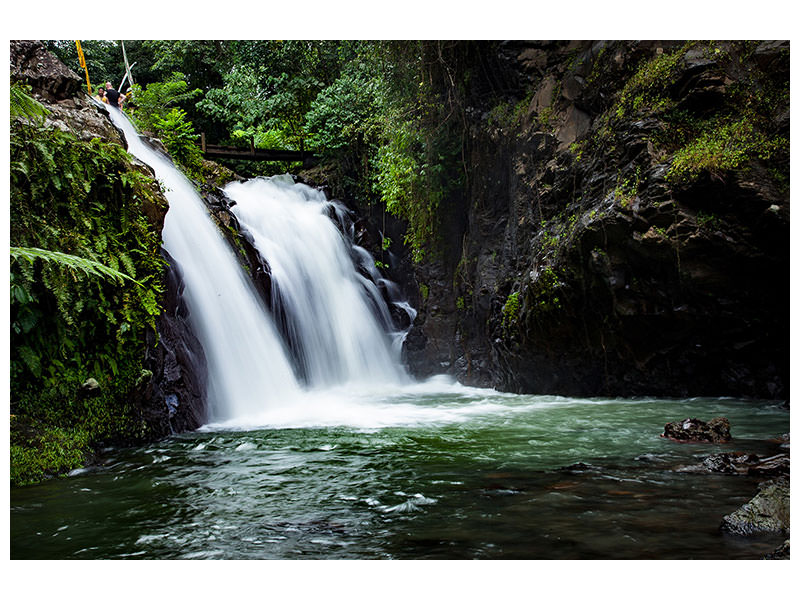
105 107 413 425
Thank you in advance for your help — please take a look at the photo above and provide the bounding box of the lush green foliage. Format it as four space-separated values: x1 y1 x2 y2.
124 73 205 177
11 81 51 121
143 41 467 259
667 116 785 182
11 246 141 286
50 41 482 259
10 422 90 486
153 108 205 176
661 45 788 183
597 41 790 186
305 63 386 152
10 87 167 485
44 40 127 92
196 41 349 151
127 72 202 132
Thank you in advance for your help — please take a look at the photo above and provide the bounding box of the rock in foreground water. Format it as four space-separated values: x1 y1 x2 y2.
721 478 789 535
677 451 790 476
661 417 731 443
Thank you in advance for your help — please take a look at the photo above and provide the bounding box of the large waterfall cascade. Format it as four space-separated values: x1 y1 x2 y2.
105 107 414 426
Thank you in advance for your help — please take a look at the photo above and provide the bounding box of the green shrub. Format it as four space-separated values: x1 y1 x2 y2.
10 423 90 486
502 292 521 330
127 72 202 133
152 107 204 177
419 283 429 301
615 42 695 119
667 117 786 183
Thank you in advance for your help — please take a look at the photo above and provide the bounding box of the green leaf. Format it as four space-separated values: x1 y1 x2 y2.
10 247 142 287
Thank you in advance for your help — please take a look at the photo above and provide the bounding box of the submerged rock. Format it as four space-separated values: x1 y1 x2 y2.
661 417 731 443
721 478 789 535
677 451 789 476
769 433 790 451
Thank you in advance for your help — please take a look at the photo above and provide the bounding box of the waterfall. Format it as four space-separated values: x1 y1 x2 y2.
225 177 410 388
104 107 410 425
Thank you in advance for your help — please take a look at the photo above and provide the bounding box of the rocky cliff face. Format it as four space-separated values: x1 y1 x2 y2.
403 41 789 401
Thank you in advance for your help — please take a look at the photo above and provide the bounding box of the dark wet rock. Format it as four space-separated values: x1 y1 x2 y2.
661 417 731 443
769 433 790 451
721 478 789 535
559 462 602 473
764 538 789 560
634 453 670 463
678 451 789 477
135 249 208 438
555 105 592 149
201 159 243 187
745 454 790 478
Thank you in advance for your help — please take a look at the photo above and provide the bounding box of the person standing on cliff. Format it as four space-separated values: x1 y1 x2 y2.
104 82 122 109
95 87 108 104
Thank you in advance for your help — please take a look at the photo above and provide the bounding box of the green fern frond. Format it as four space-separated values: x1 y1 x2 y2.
10 81 49 123
10 246 142 287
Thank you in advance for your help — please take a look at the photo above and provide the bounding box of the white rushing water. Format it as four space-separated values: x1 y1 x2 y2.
105 107 418 426
225 176 409 388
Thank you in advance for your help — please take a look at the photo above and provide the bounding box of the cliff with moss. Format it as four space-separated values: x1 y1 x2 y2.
402 41 789 400
10 41 207 485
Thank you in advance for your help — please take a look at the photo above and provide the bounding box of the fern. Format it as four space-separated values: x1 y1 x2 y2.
10 81 49 123
10 246 142 286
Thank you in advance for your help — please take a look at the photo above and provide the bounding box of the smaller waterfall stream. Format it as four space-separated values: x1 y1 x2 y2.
104 108 411 426
225 176 410 389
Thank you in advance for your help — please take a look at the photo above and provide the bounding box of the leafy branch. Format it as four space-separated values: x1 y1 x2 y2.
10 246 142 287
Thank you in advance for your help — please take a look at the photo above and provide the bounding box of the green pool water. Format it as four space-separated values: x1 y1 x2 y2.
10 389 789 559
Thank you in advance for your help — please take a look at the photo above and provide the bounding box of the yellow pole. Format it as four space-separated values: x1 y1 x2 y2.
75 40 92 94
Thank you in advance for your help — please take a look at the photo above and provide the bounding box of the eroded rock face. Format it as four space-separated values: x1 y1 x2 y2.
10 40 82 101
403 41 789 401
136 250 209 437
678 451 789 476
661 417 731 443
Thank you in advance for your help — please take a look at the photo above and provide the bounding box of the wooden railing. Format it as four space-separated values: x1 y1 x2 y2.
199 133 317 163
